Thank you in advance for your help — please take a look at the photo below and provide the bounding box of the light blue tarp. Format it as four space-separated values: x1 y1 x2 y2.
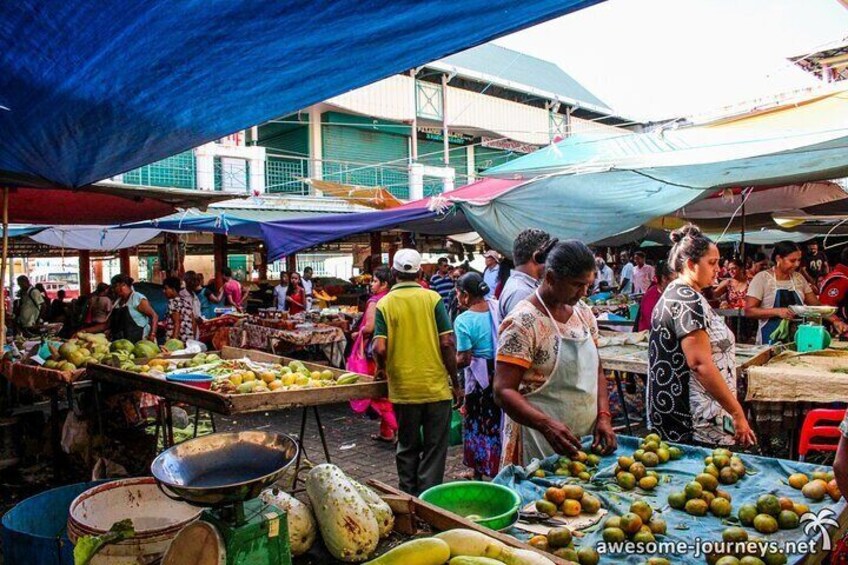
467 91 848 252
0 0 599 188
494 435 845 565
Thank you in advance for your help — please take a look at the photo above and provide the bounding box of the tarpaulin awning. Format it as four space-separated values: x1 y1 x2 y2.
306 180 403 210
127 207 336 239
4 185 234 224
458 89 848 252
261 177 522 260
1 0 599 189
29 226 161 251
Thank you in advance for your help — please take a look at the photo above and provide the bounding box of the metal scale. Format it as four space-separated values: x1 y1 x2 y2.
152 431 299 565
790 305 836 352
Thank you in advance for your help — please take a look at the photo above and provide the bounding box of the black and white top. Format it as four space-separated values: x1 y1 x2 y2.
647 280 736 446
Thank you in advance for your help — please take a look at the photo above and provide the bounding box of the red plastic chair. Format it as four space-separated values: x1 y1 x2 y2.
798 408 846 461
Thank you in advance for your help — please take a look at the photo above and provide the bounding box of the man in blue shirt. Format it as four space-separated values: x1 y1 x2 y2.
482 250 500 299
429 257 455 307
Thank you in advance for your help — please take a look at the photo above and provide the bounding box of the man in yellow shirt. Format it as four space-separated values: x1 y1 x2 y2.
373 249 460 495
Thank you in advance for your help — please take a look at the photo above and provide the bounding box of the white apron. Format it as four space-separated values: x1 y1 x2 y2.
520 290 600 463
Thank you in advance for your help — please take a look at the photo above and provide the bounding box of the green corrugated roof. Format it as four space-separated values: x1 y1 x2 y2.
438 43 610 113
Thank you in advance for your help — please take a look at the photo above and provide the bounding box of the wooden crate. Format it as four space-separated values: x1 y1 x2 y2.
88 347 386 415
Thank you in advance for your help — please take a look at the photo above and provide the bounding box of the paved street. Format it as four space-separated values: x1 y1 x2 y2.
216 402 467 488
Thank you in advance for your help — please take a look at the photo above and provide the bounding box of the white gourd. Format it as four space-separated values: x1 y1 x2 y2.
259 488 317 556
306 464 380 562
349 478 395 538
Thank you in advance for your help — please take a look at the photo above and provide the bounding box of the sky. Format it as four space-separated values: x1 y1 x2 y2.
493 0 848 122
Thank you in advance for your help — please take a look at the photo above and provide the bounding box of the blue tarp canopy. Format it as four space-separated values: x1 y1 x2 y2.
0 0 599 189
126 208 334 239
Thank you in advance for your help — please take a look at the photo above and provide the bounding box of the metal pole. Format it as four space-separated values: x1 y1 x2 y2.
0 188 9 342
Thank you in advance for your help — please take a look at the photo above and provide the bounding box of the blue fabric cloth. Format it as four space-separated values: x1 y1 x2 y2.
0 0 598 188
493 435 846 564
263 206 439 261
454 310 495 359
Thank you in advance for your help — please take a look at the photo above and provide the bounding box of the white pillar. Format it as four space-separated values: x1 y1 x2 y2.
466 145 475 184
308 106 323 181
195 147 215 191
443 168 455 193
250 158 265 194
408 163 424 201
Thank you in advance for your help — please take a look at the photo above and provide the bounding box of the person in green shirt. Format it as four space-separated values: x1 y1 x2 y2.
373 248 460 496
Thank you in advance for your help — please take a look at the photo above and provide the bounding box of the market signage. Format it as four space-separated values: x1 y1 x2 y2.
481 136 538 154
417 127 471 145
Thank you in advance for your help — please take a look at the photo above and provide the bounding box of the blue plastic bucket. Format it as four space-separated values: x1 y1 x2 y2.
1 481 104 565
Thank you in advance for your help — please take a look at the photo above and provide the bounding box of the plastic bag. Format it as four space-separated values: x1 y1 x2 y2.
61 411 89 455
169 339 207 356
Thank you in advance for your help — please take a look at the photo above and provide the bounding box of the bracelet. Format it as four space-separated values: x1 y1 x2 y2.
597 410 612 420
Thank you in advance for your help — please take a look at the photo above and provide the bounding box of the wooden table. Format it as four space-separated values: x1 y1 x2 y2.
88 346 387 483
598 339 772 434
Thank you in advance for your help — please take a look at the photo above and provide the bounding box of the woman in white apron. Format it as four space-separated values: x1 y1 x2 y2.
495 239 617 466
746 241 846 344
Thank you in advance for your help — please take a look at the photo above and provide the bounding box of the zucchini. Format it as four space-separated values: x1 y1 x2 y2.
434 529 555 565
363 538 451 565
337 372 360 385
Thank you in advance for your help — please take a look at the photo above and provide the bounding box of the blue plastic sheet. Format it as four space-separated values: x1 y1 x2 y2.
493 435 846 564
0 0 598 188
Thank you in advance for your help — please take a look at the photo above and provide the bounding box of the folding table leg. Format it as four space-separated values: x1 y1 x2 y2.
614 371 633 435
291 406 309 489
313 406 331 463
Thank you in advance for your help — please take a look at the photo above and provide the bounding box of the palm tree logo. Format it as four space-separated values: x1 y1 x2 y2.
801 508 840 551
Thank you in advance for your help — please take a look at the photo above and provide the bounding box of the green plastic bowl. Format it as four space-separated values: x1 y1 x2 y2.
419 481 521 531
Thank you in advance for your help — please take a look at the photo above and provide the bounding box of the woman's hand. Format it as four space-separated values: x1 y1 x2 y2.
777 308 795 320
592 415 617 455
540 418 582 457
733 412 757 447
832 318 848 336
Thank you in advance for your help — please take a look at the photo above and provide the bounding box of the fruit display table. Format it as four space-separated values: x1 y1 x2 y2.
742 344 848 459
597 334 771 435
87 346 387 481
494 435 848 565
227 321 347 366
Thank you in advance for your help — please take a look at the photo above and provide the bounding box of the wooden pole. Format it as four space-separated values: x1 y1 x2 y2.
285 254 297 274
213 233 228 287
119 248 131 275
258 246 268 280
79 250 91 296
0 188 9 342
370 232 382 268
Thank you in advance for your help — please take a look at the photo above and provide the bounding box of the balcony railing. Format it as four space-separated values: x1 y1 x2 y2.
120 151 470 201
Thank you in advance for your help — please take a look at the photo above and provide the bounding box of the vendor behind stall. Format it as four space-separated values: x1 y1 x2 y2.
87 275 157 342
495 239 616 466
745 241 846 344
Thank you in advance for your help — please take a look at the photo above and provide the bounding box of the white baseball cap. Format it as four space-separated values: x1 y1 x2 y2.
392 248 422 273
483 250 501 262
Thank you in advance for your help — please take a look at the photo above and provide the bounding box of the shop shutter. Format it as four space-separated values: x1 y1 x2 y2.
322 112 410 198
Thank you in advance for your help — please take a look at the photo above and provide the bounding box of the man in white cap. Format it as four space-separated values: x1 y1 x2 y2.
373 248 460 496
482 250 500 299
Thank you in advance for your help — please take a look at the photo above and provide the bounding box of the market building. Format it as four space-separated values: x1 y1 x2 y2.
91 44 633 279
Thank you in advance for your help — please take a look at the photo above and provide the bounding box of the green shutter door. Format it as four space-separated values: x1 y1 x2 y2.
322 112 410 199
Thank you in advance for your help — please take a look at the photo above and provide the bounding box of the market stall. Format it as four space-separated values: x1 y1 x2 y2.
743 343 848 458
86 346 385 480
597 331 772 434
494 435 847 565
